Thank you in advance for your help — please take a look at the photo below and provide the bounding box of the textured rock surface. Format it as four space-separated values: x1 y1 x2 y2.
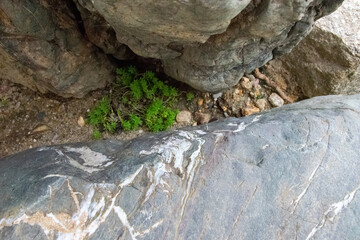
1 94 360 239
0 0 116 98
265 0 360 97
75 0 343 92
1 0 344 96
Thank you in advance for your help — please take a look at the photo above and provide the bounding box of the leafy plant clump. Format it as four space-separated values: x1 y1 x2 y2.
87 66 179 138
186 92 195 102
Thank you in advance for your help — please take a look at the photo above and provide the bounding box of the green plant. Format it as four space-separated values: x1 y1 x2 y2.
114 66 179 132
93 129 101 140
0 98 8 107
121 114 142 131
186 92 195 102
145 99 178 132
87 97 118 138
87 66 179 138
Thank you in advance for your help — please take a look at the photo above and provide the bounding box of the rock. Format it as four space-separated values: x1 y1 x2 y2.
194 112 212 125
0 0 116 98
75 0 343 93
265 0 360 97
31 125 50 134
241 77 253 90
241 106 260 116
255 98 267 111
77 116 85 127
212 92 223 101
1 94 360 239
0 1 345 95
197 98 204 107
176 111 192 124
268 93 285 107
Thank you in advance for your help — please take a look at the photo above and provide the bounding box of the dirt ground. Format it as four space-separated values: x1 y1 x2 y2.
0 67 304 158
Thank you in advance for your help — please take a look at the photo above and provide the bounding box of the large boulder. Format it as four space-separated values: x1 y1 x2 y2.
0 0 118 98
1 1 343 97
75 0 344 92
265 0 360 97
1 94 360 239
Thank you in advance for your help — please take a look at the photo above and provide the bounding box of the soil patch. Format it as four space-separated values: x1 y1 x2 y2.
0 67 304 158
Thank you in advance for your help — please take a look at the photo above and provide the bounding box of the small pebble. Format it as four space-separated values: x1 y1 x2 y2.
255 99 267 111
197 98 204 107
176 110 192 124
51 134 59 143
32 125 50 134
268 93 284 107
77 116 86 127
242 106 260 116
212 92 222 101
241 77 253 90
194 112 211 125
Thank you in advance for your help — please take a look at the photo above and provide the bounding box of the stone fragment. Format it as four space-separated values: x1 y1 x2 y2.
255 98 267 111
194 112 211 125
268 93 284 107
241 77 253 90
77 116 85 127
31 125 50 134
176 111 192 124
242 106 260 116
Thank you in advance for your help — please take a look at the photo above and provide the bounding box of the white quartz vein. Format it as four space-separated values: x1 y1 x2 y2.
305 184 360 240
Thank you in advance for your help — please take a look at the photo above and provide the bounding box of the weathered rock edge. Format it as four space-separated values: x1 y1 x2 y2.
1 94 360 239
76 0 344 92
0 0 343 97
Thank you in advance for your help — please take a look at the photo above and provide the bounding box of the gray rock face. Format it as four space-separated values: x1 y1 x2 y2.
265 0 360 97
0 0 117 98
75 0 343 92
1 94 360 239
1 1 343 97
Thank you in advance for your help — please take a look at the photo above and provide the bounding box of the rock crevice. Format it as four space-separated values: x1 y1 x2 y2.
0 0 344 97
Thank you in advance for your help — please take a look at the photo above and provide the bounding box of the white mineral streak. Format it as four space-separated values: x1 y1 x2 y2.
47 213 67 231
140 133 192 174
65 146 114 168
144 162 172 203
226 115 262 133
140 130 205 217
120 165 144 188
305 184 360 240
0 213 28 230
292 159 323 212
43 147 114 173
291 134 329 213
1 170 156 240
114 206 139 240
139 219 164 236
180 135 205 218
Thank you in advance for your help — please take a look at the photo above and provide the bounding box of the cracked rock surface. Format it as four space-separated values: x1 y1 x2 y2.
265 0 360 97
0 0 344 97
1 94 360 239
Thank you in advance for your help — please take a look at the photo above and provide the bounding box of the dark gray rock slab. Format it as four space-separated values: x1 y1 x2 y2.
1 94 360 239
